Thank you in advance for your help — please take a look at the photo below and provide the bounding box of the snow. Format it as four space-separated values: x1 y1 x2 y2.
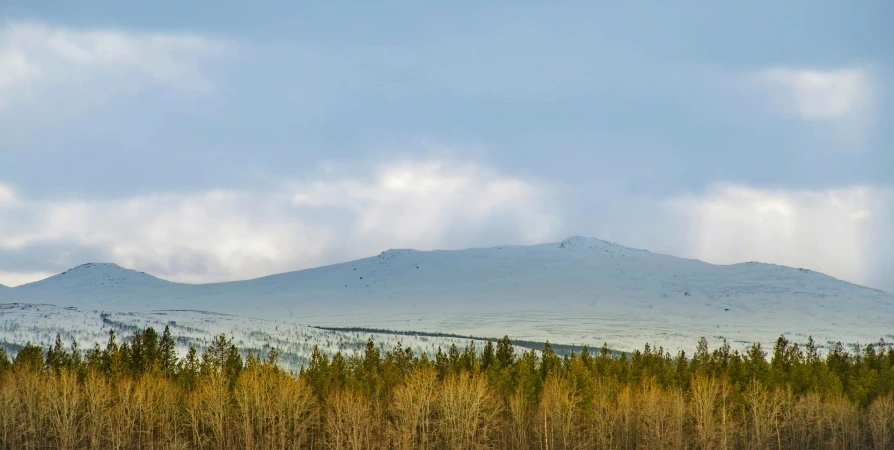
2 236 892 355
0 303 519 371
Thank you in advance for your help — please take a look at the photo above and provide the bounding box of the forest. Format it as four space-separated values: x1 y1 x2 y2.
1 326 893 450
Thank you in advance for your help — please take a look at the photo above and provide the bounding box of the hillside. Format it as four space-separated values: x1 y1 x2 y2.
2 236 892 353
0 302 523 371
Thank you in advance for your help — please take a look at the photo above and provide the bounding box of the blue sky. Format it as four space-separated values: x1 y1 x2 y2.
0 1 892 290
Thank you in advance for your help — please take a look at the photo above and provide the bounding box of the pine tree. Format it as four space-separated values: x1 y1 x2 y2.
744 342 769 384
265 346 279 367
692 336 710 375
304 346 331 401
13 342 44 372
202 334 233 374
45 334 72 373
447 344 461 373
540 342 561 379
179 345 201 389
360 339 383 397
141 326 160 372
102 328 123 375
481 341 495 372
160 325 177 375
329 351 349 390
460 342 478 373
496 336 515 369
68 338 84 375
224 340 244 386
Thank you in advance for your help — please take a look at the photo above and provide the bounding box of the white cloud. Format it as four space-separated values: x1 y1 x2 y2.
289 160 557 247
0 182 15 204
0 21 225 109
0 270 55 288
748 67 874 121
0 159 559 286
666 184 894 289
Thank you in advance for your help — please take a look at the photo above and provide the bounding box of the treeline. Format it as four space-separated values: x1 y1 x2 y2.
1 327 893 449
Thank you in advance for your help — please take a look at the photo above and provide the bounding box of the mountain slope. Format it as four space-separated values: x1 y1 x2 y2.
3 237 892 352
0 303 519 371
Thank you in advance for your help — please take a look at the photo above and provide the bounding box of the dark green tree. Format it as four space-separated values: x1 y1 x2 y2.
481 341 495 372
160 326 178 375
14 343 44 372
495 336 515 369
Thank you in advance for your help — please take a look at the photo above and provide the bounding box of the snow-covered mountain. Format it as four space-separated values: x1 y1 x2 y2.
2 236 893 354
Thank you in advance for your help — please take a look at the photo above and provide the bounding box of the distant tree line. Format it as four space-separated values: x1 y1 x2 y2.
0 326 893 449
316 326 600 356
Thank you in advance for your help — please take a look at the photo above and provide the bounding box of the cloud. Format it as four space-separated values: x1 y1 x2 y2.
289 160 557 246
0 21 226 110
748 67 874 121
0 270 55 288
665 184 894 291
0 159 559 286
0 182 15 204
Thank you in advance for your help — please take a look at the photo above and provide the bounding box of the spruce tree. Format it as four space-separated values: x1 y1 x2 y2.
160 325 178 375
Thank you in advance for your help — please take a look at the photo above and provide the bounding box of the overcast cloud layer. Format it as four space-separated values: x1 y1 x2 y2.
1 1 892 291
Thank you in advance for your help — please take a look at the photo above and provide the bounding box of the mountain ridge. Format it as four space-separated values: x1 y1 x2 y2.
2 236 892 352
4 236 884 293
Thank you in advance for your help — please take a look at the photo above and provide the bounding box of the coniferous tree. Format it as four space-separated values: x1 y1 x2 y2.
265 346 279 366
3 325 894 450
160 325 178 375
304 346 331 401
692 336 711 375
45 334 71 372
496 336 515 370
540 342 561 379
0 347 10 374
447 343 461 373
13 342 43 372
481 340 495 372
180 344 201 389
744 342 769 383
101 328 118 375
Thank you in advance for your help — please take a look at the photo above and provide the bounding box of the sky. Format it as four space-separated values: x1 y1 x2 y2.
0 1 892 291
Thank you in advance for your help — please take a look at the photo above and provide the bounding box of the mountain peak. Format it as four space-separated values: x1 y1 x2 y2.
558 236 640 252
17 262 170 291
68 262 124 271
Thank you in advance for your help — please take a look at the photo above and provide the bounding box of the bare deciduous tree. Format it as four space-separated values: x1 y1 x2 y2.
391 366 438 450
868 394 894 450
439 371 501 450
